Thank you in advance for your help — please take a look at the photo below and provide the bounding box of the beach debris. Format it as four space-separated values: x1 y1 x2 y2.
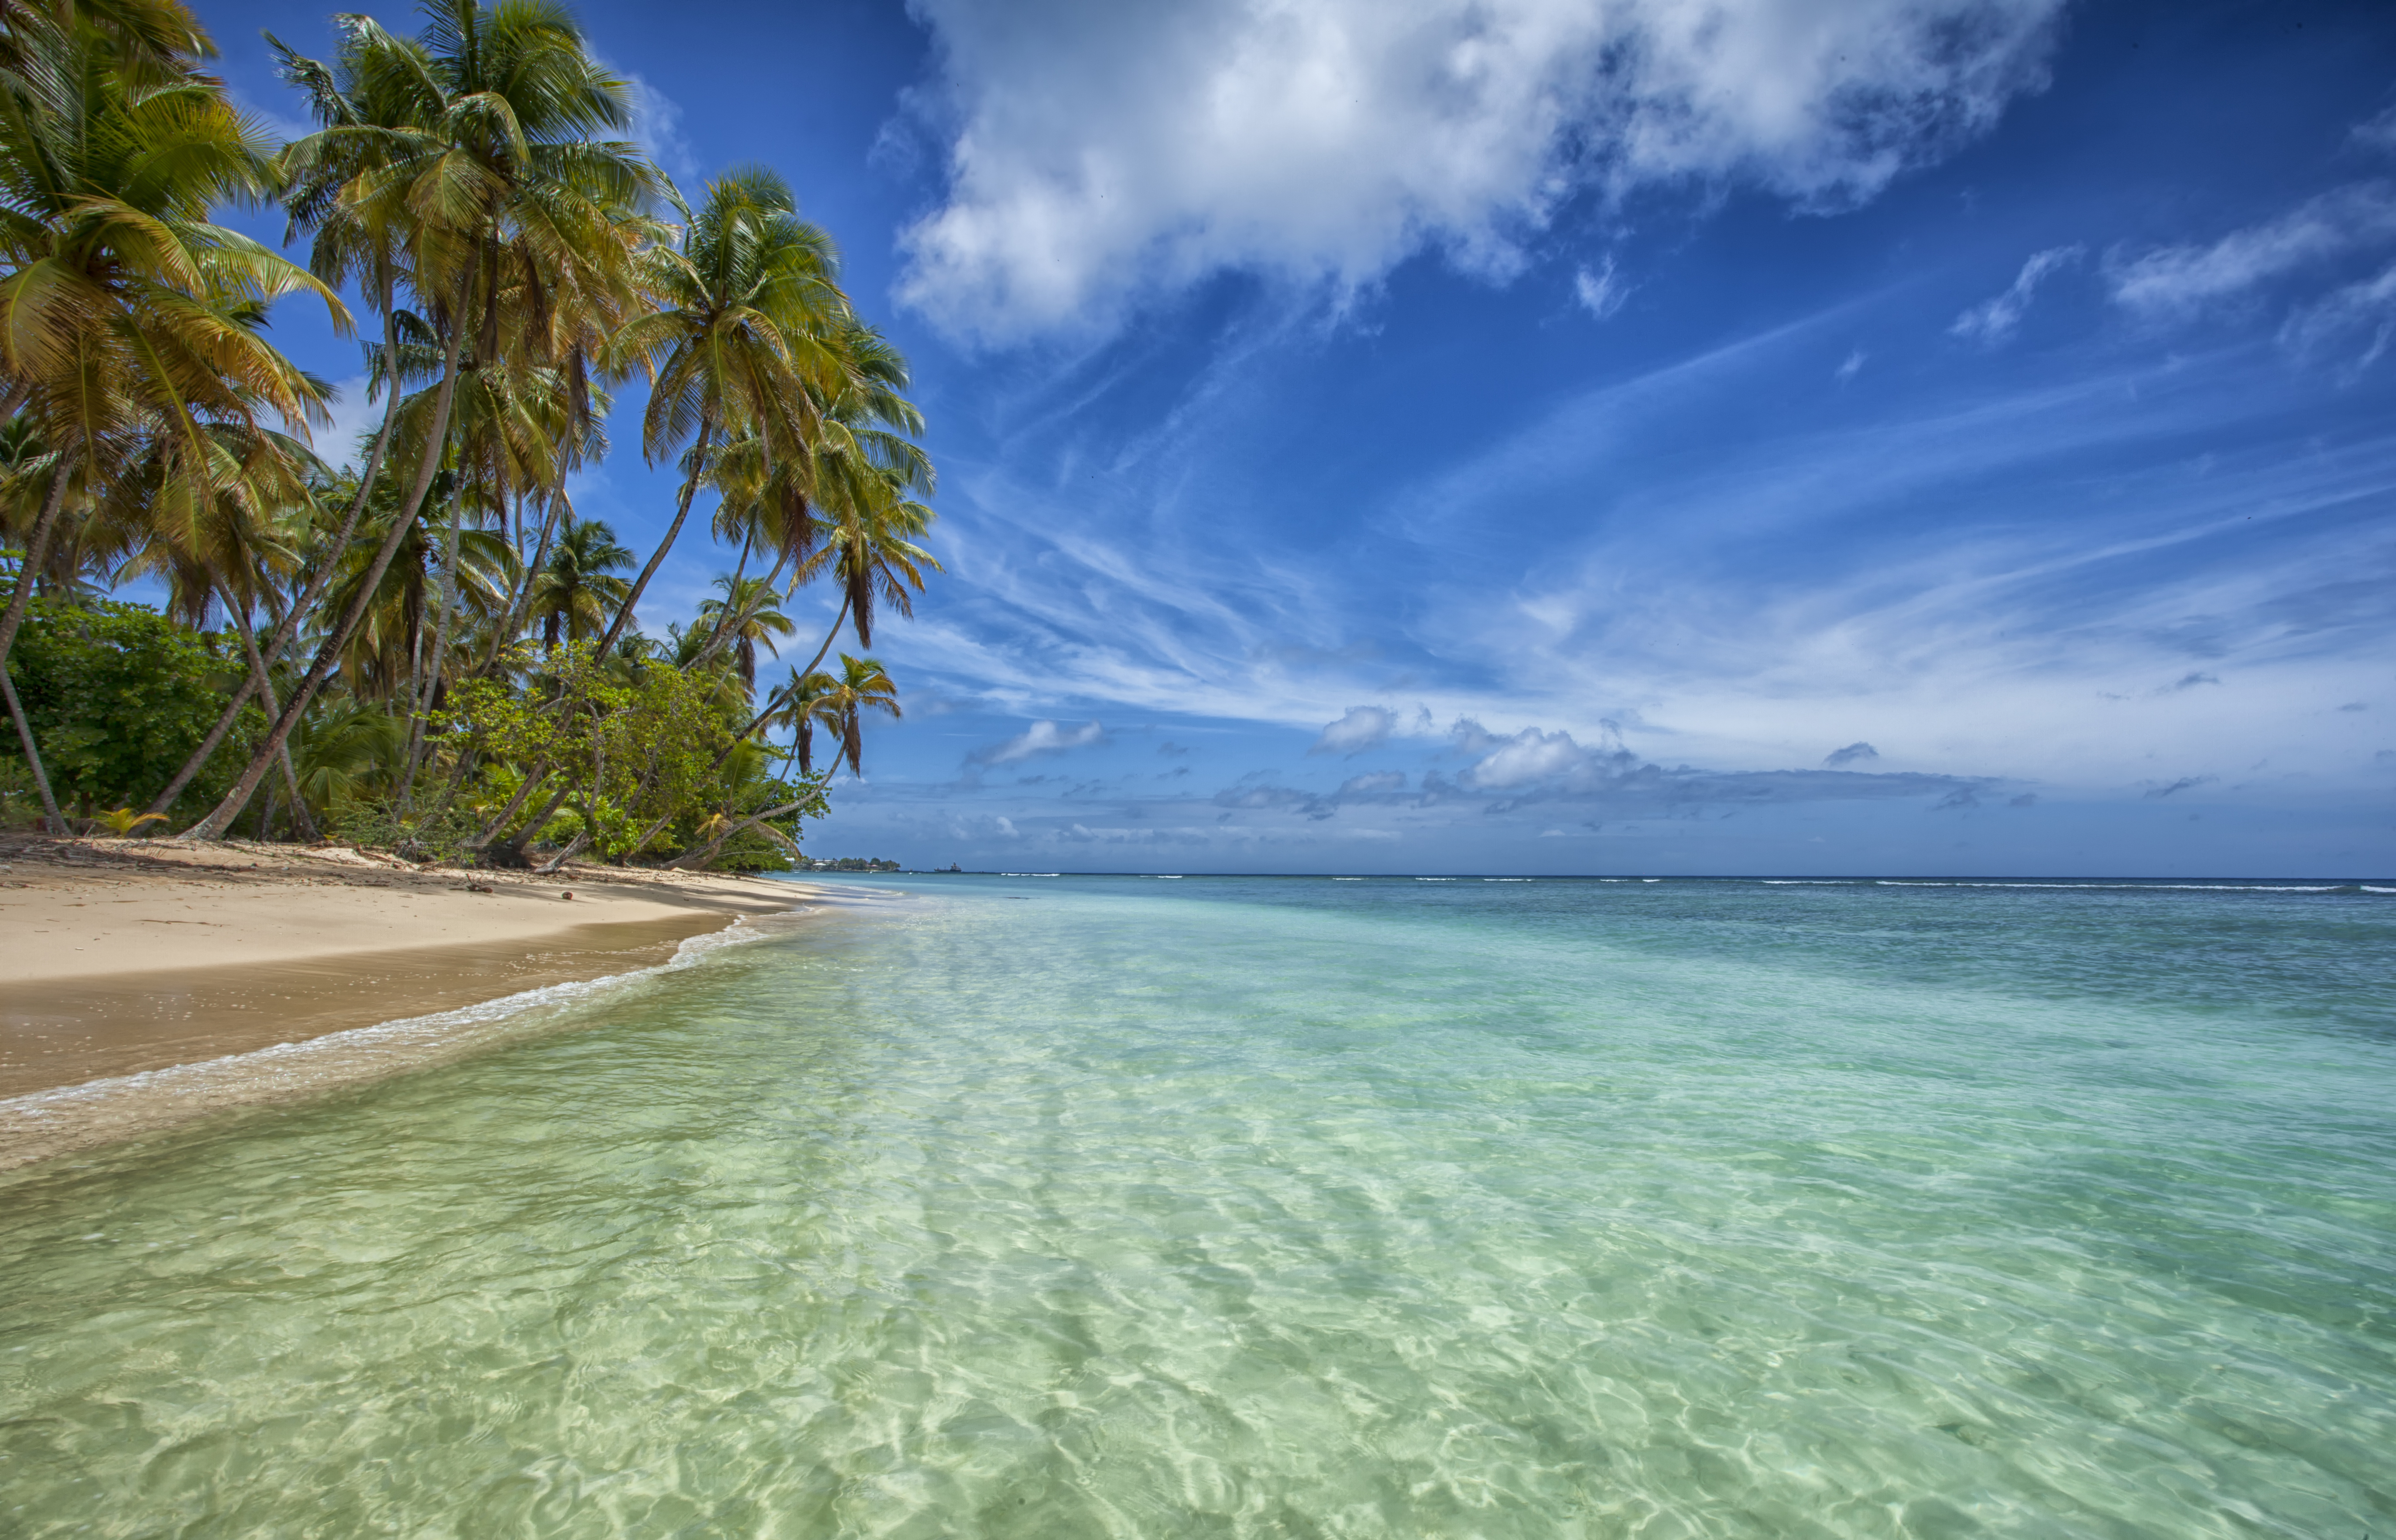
560 891 574 901
465 881 494 894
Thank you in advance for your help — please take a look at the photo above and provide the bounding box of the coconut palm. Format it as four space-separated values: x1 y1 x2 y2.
0 3 343 684
596 165 852 660
694 571 792 693
190 0 664 839
526 512 630 650
760 665 839 776
817 652 898 776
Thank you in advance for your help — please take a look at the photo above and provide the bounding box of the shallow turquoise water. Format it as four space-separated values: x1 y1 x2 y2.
3 875 2393 1537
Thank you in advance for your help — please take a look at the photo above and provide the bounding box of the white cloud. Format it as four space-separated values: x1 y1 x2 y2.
898 0 2064 342
2109 182 2396 317
1462 725 1602 789
2353 106 2396 157
1950 244 2081 343
2282 259 2396 368
308 375 384 472
1573 257 1627 318
1310 704 1397 755
623 71 701 191
1835 349 1866 381
970 719 1106 765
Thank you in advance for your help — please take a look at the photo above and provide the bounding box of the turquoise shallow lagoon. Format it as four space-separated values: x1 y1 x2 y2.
3 875 2393 1537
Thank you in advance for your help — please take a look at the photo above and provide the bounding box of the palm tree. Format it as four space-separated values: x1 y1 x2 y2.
527 513 631 650
189 0 663 839
819 652 898 776
0 4 344 677
694 572 793 693
596 166 852 660
759 665 838 775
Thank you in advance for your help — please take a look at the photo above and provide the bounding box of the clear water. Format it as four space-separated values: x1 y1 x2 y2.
3 875 2392 1538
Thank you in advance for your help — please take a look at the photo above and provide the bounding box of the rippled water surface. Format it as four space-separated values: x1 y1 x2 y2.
3 875 2393 1537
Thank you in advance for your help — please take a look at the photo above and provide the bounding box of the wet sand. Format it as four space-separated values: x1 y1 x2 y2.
0 835 822 1170
0 913 722 1099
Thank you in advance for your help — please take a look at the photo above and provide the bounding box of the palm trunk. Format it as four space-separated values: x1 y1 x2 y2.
591 414 713 660
665 795 811 870
794 591 851 683
183 257 478 842
144 262 410 818
480 488 563 676
494 779 576 864
396 489 464 805
0 463 73 675
2 662 65 836
466 760 549 850
224 590 317 843
535 828 590 874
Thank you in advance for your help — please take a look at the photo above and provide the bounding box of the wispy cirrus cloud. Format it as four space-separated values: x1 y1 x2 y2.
1950 244 2082 343
2108 182 2396 317
969 719 1106 766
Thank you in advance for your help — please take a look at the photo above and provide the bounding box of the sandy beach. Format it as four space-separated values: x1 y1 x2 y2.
0 835 819 1167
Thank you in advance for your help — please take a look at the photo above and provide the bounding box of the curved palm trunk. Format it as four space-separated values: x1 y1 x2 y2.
793 591 852 684
481 489 564 676
465 760 550 850
665 795 810 870
0 464 73 674
591 414 713 660
226 590 316 844
183 263 477 842
2 662 65 836
144 263 410 818
396 489 466 806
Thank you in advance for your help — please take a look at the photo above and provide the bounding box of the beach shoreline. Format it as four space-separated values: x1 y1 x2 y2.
0 834 821 1170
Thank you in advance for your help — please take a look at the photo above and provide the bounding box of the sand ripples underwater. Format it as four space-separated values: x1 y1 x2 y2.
1 876 2390 1537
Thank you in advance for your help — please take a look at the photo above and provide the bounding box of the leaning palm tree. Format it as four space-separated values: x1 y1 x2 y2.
189 0 664 840
694 571 793 693
760 665 840 775
527 513 631 650
0 6 344 680
820 652 899 776
596 165 853 660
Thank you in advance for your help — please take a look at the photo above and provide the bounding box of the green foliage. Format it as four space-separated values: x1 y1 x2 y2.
3 596 255 821
328 796 483 864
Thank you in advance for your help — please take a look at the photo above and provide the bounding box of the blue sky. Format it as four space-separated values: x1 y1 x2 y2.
200 0 2396 875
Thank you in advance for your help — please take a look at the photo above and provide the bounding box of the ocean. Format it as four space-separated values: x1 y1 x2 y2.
2 874 2391 1537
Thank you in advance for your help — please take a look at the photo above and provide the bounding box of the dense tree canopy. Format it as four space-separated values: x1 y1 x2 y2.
0 0 936 868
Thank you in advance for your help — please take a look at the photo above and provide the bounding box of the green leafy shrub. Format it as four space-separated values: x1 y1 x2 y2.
3 597 256 822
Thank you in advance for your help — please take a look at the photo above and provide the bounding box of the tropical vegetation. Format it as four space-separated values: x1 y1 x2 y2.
0 0 937 870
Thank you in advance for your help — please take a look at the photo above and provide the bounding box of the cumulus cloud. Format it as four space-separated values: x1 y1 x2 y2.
1950 244 2081 343
1337 770 1408 796
1310 705 1398 755
898 0 2065 341
969 720 1106 766
2109 182 2396 317
1824 741 1879 767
